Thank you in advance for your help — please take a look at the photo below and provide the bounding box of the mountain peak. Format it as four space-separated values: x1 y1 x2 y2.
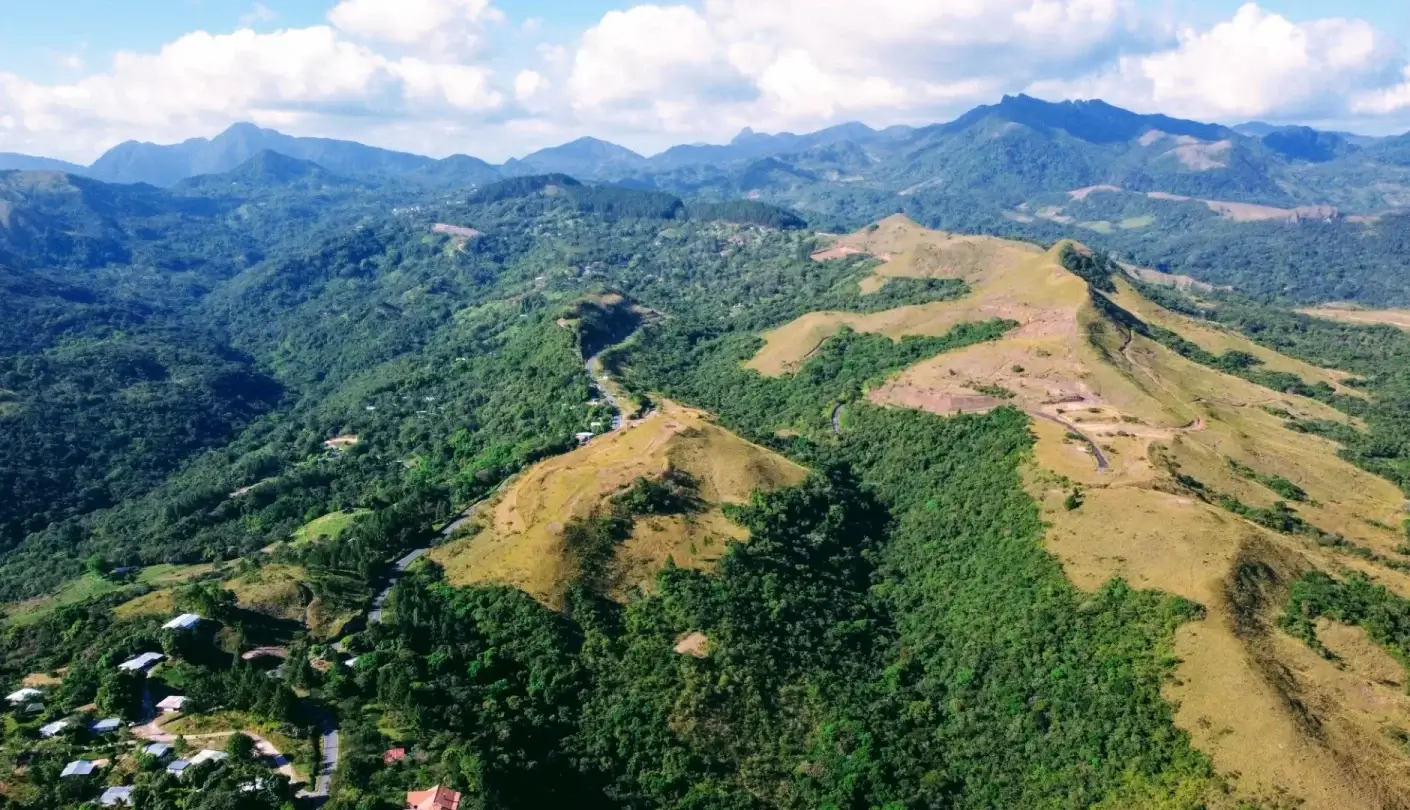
945 94 1230 145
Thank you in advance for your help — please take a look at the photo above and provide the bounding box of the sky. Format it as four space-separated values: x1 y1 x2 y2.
2 0 1410 163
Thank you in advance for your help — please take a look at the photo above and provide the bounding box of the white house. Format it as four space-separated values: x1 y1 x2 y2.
162 613 202 631
100 786 134 807
142 742 172 759
156 695 187 714
166 760 191 777
90 717 122 734
117 652 165 673
6 687 41 705
39 719 70 738
61 760 97 778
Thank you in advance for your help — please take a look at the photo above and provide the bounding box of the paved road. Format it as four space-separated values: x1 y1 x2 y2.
312 724 338 797
367 547 431 624
314 337 641 798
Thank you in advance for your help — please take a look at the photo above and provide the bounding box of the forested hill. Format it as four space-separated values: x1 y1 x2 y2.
5 154 1410 810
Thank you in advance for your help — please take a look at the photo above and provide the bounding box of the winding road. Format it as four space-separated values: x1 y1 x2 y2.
1030 410 1111 470
301 339 642 801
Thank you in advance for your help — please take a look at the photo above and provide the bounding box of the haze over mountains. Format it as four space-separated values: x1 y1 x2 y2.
8 93 1410 305
1 95 1401 194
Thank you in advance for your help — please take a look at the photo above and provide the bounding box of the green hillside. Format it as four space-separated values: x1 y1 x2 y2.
3 111 1410 810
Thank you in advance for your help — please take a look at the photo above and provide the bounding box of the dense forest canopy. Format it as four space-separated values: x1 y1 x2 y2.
3 133 1410 810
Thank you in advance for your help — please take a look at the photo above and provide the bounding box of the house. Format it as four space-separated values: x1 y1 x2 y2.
383 747 407 764
189 749 228 766
407 786 462 810
575 431 595 444
90 717 122 734
142 742 173 759
61 760 98 778
39 719 70 738
6 687 41 705
343 657 359 668
99 786 134 807
156 695 187 714
117 652 165 673
162 613 202 631
166 760 191 777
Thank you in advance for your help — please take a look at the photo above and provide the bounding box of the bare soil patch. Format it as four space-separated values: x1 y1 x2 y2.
1299 306 1410 331
1067 184 1122 200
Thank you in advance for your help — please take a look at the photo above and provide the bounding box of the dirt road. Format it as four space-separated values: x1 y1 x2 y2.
131 719 300 784
1030 410 1110 470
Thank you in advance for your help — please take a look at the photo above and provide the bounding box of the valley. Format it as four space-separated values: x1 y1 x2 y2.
4 114 1410 809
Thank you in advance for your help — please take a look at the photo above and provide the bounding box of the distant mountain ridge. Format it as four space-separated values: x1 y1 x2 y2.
1 95 1406 206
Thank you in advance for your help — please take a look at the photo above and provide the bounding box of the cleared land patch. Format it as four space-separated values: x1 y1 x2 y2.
1299 306 1410 331
290 510 370 547
430 400 806 607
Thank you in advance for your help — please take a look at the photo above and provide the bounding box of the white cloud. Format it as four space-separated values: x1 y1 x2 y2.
3 0 1410 164
514 69 545 102
1354 66 1410 115
0 24 506 161
564 0 1141 139
328 0 502 55
1033 4 1403 122
568 6 725 112
239 3 279 27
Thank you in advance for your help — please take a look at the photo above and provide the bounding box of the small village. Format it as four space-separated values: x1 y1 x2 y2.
3 609 459 809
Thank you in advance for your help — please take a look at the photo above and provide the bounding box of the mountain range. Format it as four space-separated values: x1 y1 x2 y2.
9 93 1410 305
2 95 1400 198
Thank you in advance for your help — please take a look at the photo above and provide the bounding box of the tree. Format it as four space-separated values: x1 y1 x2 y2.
226 731 257 764
96 669 145 720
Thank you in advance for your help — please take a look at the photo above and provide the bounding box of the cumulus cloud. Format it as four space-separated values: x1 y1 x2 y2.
561 0 1145 139
1032 4 1404 122
514 69 545 102
3 0 1410 163
0 23 504 160
328 0 503 54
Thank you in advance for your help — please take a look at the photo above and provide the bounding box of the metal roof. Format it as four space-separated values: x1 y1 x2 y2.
162 613 202 630
100 786 134 806
39 719 70 737
61 760 97 777
6 687 41 703
117 652 165 671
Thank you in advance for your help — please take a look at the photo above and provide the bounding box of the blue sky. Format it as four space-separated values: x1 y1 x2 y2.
2 1 1403 75
2 0 1409 161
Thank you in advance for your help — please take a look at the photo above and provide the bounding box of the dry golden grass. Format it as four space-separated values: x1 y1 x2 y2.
431 400 806 607
21 671 62 688
1112 279 1363 396
811 215 1410 808
751 216 1057 376
224 564 310 626
113 589 176 620
1298 306 1410 331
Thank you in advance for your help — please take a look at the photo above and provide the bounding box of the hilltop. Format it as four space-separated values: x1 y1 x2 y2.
731 216 1410 808
431 400 807 606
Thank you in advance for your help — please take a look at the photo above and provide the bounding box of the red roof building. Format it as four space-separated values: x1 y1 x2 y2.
407 786 461 810
383 747 407 764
